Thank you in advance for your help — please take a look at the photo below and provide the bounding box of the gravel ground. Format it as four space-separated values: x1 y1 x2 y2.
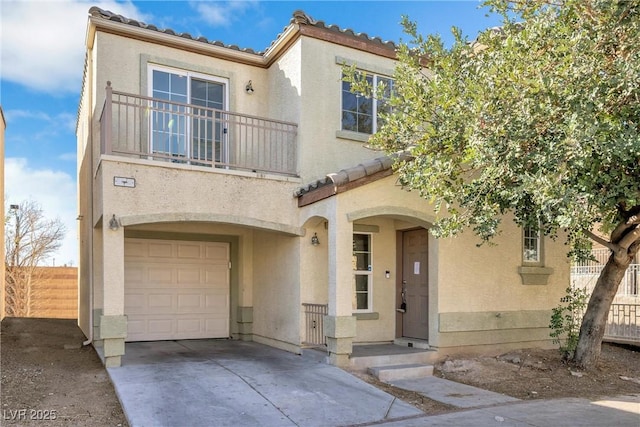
1 317 127 427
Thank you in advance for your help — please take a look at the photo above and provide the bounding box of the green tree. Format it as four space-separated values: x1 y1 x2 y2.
349 0 639 369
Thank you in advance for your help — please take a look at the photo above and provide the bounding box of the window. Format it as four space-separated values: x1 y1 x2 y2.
523 225 541 263
149 66 227 164
342 73 393 135
352 233 372 312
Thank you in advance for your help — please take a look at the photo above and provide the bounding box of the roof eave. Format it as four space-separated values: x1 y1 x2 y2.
87 16 267 67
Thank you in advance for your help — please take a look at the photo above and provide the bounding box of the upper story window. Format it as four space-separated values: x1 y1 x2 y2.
148 65 228 164
342 73 393 135
523 225 541 263
352 233 373 312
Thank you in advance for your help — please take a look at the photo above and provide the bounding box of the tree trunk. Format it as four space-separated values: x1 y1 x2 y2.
572 254 629 369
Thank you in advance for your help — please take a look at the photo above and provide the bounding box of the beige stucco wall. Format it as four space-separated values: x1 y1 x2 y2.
93 32 268 134
92 30 399 183
99 159 300 231
252 230 301 352
296 37 397 182
300 174 571 351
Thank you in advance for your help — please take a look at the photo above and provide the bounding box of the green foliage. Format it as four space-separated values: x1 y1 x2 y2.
347 0 640 261
549 286 588 359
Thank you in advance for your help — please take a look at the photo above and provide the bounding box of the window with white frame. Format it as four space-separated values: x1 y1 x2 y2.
352 233 372 312
148 65 228 164
523 225 541 263
342 73 393 135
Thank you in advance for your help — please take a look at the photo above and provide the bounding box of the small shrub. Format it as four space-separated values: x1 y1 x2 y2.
549 286 588 360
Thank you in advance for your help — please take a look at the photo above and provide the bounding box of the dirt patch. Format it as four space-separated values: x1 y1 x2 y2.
349 370 458 415
435 343 640 401
1 317 127 426
350 343 640 415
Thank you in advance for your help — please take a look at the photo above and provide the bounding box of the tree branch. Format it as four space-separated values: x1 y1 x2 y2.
583 229 617 251
618 224 640 252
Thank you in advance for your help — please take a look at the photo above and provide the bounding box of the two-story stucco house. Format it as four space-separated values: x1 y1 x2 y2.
77 8 570 368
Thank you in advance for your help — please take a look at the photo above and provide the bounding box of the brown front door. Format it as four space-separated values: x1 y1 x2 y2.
401 228 429 340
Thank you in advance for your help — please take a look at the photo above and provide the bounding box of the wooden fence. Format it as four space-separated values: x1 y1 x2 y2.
4 267 77 319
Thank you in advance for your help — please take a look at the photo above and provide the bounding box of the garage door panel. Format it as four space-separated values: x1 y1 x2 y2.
125 241 145 257
148 319 174 335
148 267 175 284
205 319 229 336
127 319 146 334
125 239 230 342
176 318 203 333
177 268 201 284
177 243 202 259
205 267 229 285
125 293 146 312
177 293 203 310
148 242 173 258
205 245 229 261
148 293 174 310
205 293 229 311
125 266 144 283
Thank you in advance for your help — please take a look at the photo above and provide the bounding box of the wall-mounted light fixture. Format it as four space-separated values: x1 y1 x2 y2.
311 232 320 246
245 80 254 94
109 214 120 231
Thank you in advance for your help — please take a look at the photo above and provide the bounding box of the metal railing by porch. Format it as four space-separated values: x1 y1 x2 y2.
571 248 640 344
302 303 328 347
99 82 298 176
603 304 640 344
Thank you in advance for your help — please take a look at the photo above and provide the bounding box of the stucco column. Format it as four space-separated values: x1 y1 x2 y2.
236 233 253 341
324 211 356 367
99 217 126 367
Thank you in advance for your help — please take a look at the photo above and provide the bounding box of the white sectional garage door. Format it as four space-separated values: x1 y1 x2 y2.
124 238 230 342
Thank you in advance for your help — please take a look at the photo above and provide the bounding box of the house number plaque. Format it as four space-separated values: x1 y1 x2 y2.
114 177 136 188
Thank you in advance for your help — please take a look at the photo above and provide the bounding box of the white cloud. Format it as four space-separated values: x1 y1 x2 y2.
5 109 76 135
190 1 259 28
5 157 78 266
58 152 77 162
0 0 147 95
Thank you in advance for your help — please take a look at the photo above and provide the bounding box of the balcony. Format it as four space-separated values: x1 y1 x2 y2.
99 82 298 177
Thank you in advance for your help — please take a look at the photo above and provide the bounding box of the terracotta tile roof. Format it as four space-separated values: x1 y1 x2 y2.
87 7 396 56
278 10 397 51
88 6 263 55
294 152 412 199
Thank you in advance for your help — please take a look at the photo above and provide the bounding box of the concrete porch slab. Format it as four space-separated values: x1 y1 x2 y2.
391 376 520 408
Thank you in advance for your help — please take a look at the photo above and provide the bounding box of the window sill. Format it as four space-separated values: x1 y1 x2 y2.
353 312 380 321
518 266 554 285
336 130 371 143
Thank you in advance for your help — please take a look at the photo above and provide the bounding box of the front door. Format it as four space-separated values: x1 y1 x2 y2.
401 228 429 340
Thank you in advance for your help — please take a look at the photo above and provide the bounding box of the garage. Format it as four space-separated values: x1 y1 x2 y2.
124 238 230 342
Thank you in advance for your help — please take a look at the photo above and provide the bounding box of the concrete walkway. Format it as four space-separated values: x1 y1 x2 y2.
107 340 640 427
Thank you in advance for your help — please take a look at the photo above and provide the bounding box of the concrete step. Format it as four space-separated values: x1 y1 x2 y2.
350 345 438 371
393 338 430 350
369 364 434 382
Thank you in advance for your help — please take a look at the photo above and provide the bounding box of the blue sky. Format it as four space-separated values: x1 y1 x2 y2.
1 0 504 265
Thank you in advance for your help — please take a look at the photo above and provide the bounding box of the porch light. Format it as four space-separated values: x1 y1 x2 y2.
311 232 320 246
109 214 120 231
245 80 254 94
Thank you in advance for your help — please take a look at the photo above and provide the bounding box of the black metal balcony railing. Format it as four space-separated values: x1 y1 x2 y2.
99 82 298 176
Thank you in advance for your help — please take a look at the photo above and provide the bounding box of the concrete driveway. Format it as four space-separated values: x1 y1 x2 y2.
107 339 423 427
